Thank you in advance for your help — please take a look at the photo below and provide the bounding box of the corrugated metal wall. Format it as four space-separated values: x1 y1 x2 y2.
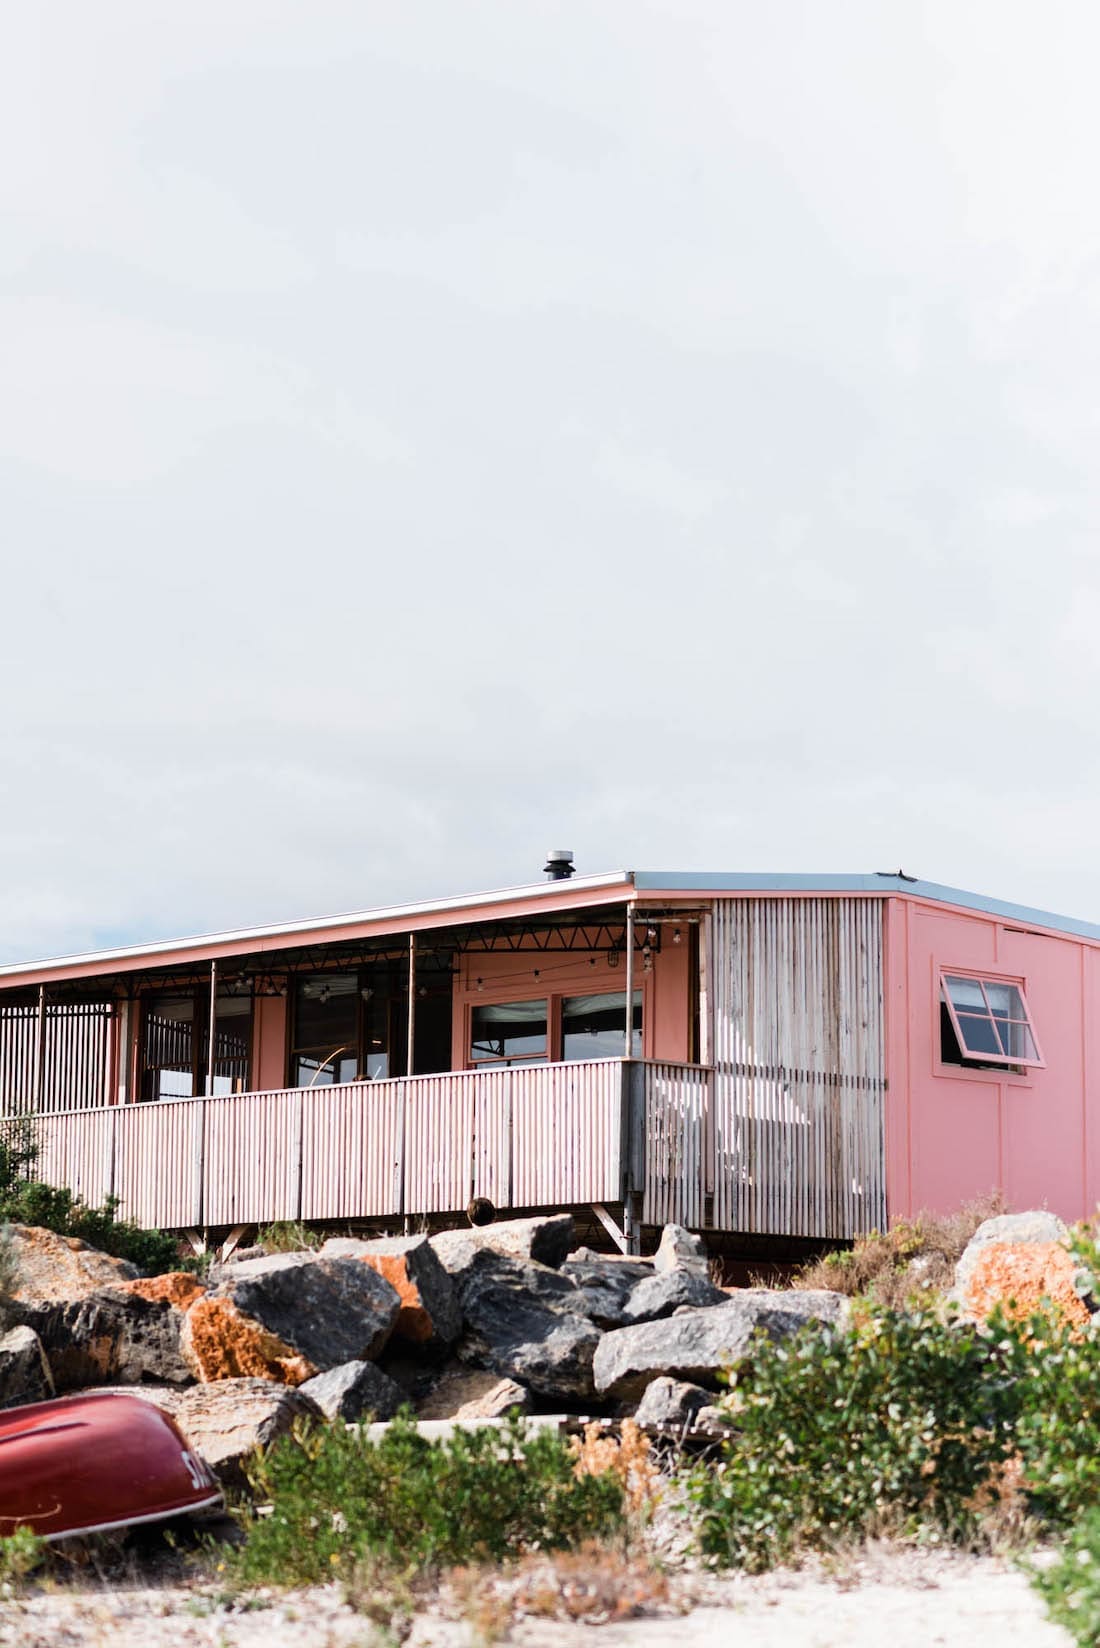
710 896 886 1239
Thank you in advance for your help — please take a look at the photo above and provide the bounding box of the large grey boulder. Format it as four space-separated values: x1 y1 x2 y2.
633 1375 710 1429
453 1250 601 1401
954 1212 1069 1299
593 1289 849 1401
183 1254 401 1383
299 1359 406 1422
11 1290 191 1390
623 1270 726 1323
320 1235 460 1349
6 1225 140 1302
431 1214 575 1276
0 1325 54 1408
560 1258 653 1328
653 1224 709 1279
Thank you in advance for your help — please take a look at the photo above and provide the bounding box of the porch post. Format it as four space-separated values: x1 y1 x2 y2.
32 984 46 1111
205 960 218 1096
406 934 416 1076
623 901 636 1057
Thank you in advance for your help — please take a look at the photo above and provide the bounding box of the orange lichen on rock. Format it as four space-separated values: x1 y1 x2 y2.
182 1295 317 1386
963 1240 1090 1329
357 1254 433 1344
120 1271 207 1311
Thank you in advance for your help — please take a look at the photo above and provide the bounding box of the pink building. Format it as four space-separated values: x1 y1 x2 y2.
0 861 1090 1252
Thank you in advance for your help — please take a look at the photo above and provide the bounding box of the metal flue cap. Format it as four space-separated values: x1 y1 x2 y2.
543 849 575 881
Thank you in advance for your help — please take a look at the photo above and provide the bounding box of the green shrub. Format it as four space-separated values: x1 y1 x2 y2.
1029 1508 1100 1646
229 1411 625 1587
0 1526 45 1589
689 1304 1027 1570
257 1219 321 1254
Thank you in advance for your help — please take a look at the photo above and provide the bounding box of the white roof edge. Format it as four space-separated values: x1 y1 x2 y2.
0 871 636 981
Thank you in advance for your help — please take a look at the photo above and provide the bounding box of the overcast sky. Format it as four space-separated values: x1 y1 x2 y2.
3 2 1100 962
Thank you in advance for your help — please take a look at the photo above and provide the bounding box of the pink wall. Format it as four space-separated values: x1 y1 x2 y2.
885 896 1096 1223
252 995 288 1093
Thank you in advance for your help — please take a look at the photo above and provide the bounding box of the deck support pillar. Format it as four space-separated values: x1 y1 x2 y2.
592 1203 629 1255
205 960 218 1096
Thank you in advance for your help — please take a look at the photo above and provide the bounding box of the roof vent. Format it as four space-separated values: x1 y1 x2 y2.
543 849 575 881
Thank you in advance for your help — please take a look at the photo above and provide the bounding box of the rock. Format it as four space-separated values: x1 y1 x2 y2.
12 1290 191 1390
593 1289 848 1401
320 1236 460 1349
431 1214 574 1276
110 1378 322 1489
693 1403 736 1432
955 1212 1068 1299
119 1272 207 1311
184 1254 401 1384
0 1325 54 1409
623 1270 727 1323
632 1376 710 1428
959 1241 1090 1328
560 1258 653 1328
416 1366 532 1421
453 1250 600 1401
7 1225 139 1301
298 1360 406 1422
653 1224 709 1278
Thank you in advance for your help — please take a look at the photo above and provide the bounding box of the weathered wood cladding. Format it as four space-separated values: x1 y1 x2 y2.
709 896 886 1239
0 1002 114 1114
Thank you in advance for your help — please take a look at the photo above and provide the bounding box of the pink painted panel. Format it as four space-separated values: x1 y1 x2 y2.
253 995 288 1093
1085 947 1100 1216
997 927 1082 1214
890 897 1094 1223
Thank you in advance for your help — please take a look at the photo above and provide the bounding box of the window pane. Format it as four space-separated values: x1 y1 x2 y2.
562 991 642 1059
944 976 987 1011
984 981 1025 1019
470 999 547 1064
1001 1020 1039 1062
955 1012 1003 1057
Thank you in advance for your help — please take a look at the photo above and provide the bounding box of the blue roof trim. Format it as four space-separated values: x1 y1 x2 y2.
631 872 1100 945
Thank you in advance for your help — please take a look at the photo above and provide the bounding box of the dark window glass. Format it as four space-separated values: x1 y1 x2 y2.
470 999 548 1065
562 990 642 1060
292 974 359 1087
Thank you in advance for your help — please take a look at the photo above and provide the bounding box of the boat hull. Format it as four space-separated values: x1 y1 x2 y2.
0 1392 222 1541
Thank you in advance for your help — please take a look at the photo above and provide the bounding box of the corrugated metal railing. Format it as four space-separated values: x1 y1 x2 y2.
27 1058 629 1231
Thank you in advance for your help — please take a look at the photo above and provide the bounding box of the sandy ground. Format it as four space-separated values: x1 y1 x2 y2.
0 1547 1073 1648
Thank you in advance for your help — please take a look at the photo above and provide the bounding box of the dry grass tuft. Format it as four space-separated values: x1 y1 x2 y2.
568 1419 663 1515
794 1192 1006 1307
446 1542 683 1640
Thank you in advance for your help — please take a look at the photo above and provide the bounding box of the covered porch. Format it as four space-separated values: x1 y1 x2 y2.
0 877 889 1252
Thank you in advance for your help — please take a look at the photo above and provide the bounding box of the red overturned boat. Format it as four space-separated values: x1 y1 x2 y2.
0 1393 222 1541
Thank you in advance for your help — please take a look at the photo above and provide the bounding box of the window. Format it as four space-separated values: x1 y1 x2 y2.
470 999 548 1066
939 972 1043 1071
141 989 253 1101
291 973 359 1086
562 991 642 1059
468 988 642 1066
